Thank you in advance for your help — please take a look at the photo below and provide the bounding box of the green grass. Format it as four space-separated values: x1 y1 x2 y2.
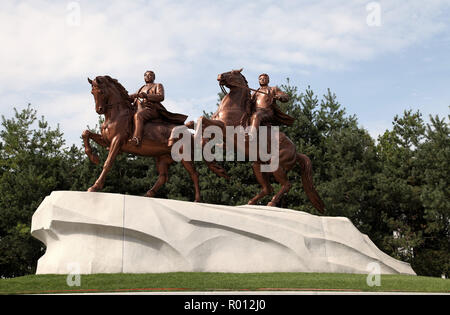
0 272 448 294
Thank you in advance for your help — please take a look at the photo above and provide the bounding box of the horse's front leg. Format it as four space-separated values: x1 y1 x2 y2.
196 116 226 136
82 130 108 165
88 136 123 192
195 116 227 150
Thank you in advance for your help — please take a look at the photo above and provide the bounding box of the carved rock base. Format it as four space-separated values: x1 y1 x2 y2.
31 191 415 275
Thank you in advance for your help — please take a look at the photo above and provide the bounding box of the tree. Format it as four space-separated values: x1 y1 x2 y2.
412 114 449 276
0 105 82 277
374 110 449 277
374 110 426 263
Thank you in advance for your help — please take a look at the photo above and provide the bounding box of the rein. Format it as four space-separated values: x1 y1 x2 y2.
220 84 228 95
219 82 269 96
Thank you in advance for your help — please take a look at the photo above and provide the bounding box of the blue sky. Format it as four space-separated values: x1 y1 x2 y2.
0 0 449 147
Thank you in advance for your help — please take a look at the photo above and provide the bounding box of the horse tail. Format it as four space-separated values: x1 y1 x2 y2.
296 153 325 213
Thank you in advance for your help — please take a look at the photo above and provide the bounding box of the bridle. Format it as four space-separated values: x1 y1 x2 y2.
219 83 228 95
219 75 269 96
219 73 243 96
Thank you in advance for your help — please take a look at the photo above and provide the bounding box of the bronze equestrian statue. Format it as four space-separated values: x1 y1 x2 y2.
197 69 324 213
82 75 227 202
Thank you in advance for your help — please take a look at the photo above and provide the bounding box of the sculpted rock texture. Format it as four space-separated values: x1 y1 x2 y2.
31 191 415 275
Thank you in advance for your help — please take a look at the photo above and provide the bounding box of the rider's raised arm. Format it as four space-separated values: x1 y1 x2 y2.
273 86 289 103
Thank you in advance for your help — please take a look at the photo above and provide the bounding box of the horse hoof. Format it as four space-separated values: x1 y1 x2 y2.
87 186 97 192
145 190 155 198
267 201 277 207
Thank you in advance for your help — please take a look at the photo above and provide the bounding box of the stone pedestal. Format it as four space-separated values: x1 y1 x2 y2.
31 191 415 275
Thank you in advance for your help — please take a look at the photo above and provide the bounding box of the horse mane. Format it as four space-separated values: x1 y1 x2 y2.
236 72 252 109
238 72 249 87
96 75 133 108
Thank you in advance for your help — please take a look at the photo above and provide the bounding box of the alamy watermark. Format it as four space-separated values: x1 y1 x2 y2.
366 2 381 27
366 262 381 287
170 122 280 172
66 262 81 287
66 1 81 27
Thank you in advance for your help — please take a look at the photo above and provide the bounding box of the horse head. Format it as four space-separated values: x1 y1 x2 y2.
213 69 251 125
88 76 109 115
217 68 247 91
88 75 131 115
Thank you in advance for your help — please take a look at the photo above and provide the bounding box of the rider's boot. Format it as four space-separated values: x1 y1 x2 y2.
129 136 141 146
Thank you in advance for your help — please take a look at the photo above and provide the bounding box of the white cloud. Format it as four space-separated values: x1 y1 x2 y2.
165 94 219 120
0 0 448 146
1 0 448 91
32 90 99 145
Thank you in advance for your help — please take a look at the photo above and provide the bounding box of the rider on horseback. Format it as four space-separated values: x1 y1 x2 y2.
129 70 187 146
247 73 295 140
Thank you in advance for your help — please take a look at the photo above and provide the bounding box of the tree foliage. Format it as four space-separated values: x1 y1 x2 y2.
0 105 82 277
374 110 449 276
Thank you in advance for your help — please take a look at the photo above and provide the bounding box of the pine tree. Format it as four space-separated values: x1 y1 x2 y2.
413 114 449 276
0 105 81 277
374 110 449 277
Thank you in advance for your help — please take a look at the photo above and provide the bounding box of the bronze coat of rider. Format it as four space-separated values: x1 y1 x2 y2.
129 70 187 146
247 73 295 139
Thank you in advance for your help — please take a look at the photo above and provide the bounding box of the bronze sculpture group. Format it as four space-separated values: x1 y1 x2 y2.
83 69 324 213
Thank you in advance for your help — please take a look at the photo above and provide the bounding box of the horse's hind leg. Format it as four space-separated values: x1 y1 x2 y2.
181 160 201 202
267 167 292 207
248 162 273 205
145 155 172 198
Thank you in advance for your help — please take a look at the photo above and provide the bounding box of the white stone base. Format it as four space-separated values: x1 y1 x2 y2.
31 191 415 275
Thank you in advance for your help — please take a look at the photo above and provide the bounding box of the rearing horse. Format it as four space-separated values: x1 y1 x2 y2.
82 75 227 201
197 69 325 213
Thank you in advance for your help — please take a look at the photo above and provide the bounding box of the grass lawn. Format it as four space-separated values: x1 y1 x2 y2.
0 272 448 294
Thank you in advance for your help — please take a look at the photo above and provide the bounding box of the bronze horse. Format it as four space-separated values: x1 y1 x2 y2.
196 69 325 213
82 75 227 201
